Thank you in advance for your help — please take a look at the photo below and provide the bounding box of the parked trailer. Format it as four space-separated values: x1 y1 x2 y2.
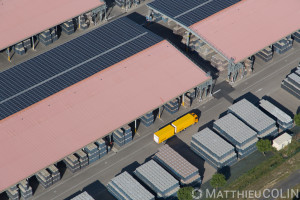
154 113 198 144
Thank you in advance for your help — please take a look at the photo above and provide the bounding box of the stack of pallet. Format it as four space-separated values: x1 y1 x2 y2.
113 128 125 147
18 180 33 200
259 99 293 130
134 160 180 199
173 25 185 35
213 114 258 159
61 20 75 35
140 112 155 127
78 15 89 30
23 39 31 51
164 98 179 114
14 42 26 55
71 191 95 200
184 89 196 107
281 72 300 100
39 28 57 46
107 171 155 200
84 143 100 164
197 44 216 61
256 47 273 62
244 58 253 71
210 54 228 71
273 38 293 54
95 138 107 158
48 165 61 184
75 150 89 169
154 145 201 186
190 40 205 52
36 169 53 188
191 128 237 169
228 99 278 138
6 185 19 200
64 154 80 173
292 30 300 43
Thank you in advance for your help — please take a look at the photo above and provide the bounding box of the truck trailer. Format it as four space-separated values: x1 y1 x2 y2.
154 113 198 144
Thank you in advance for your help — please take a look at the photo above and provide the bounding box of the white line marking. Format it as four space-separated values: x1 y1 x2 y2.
213 89 221 95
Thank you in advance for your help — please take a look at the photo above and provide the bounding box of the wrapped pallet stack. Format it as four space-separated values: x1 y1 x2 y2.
75 150 89 169
228 99 278 138
273 37 293 54
113 126 133 147
107 171 155 200
36 169 53 188
84 143 100 164
14 42 25 55
292 30 300 43
48 165 61 184
210 54 228 71
259 99 293 130
18 180 32 200
164 98 179 114
95 139 107 158
281 72 300 100
154 144 201 186
197 44 216 61
243 58 253 72
23 39 31 51
140 112 155 127
64 154 80 173
6 185 19 200
191 128 237 169
184 89 196 107
134 160 180 199
39 28 57 46
213 114 258 159
256 47 273 62
61 20 75 35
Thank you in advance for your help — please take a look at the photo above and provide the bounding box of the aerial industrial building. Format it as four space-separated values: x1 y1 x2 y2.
191 128 237 169
213 113 258 159
0 0 106 60
0 17 212 194
228 99 278 138
147 0 300 82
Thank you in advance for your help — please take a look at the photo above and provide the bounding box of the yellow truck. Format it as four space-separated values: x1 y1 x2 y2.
153 113 198 144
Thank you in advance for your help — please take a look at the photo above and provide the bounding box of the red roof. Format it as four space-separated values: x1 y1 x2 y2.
190 0 300 63
0 40 210 192
0 0 105 50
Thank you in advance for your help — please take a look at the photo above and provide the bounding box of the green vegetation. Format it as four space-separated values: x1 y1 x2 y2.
210 173 226 189
177 186 194 200
256 139 272 156
295 113 300 126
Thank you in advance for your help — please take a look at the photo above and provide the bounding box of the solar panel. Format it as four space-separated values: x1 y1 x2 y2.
0 17 163 120
147 0 240 27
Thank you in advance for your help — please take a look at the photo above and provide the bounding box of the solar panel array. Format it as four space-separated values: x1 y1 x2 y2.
147 0 240 27
0 17 163 120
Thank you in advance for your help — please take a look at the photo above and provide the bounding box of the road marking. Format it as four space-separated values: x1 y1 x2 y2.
213 89 221 95
255 88 263 93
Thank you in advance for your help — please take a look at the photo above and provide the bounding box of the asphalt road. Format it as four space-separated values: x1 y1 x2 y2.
1 3 300 200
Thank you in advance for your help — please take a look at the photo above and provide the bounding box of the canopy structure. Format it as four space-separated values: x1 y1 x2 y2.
190 0 300 63
0 0 105 50
0 39 211 192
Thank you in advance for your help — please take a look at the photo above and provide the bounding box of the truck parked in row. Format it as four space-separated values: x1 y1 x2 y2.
154 113 199 144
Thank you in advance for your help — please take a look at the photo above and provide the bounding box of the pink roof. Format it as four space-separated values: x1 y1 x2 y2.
0 0 105 50
190 0 300 63
0 40 210 192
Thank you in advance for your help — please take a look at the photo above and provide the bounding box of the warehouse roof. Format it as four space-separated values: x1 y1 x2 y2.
190 0 300 63
0 0 105 51
214 114 257 144
0 17 163 120
228 99 275 133
134 160 179 193
71 191 95 200
108 172 154 200
192 128 234 158
259 100 293 124
0 38 210 191
273 133 292 146
147 0 240 27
